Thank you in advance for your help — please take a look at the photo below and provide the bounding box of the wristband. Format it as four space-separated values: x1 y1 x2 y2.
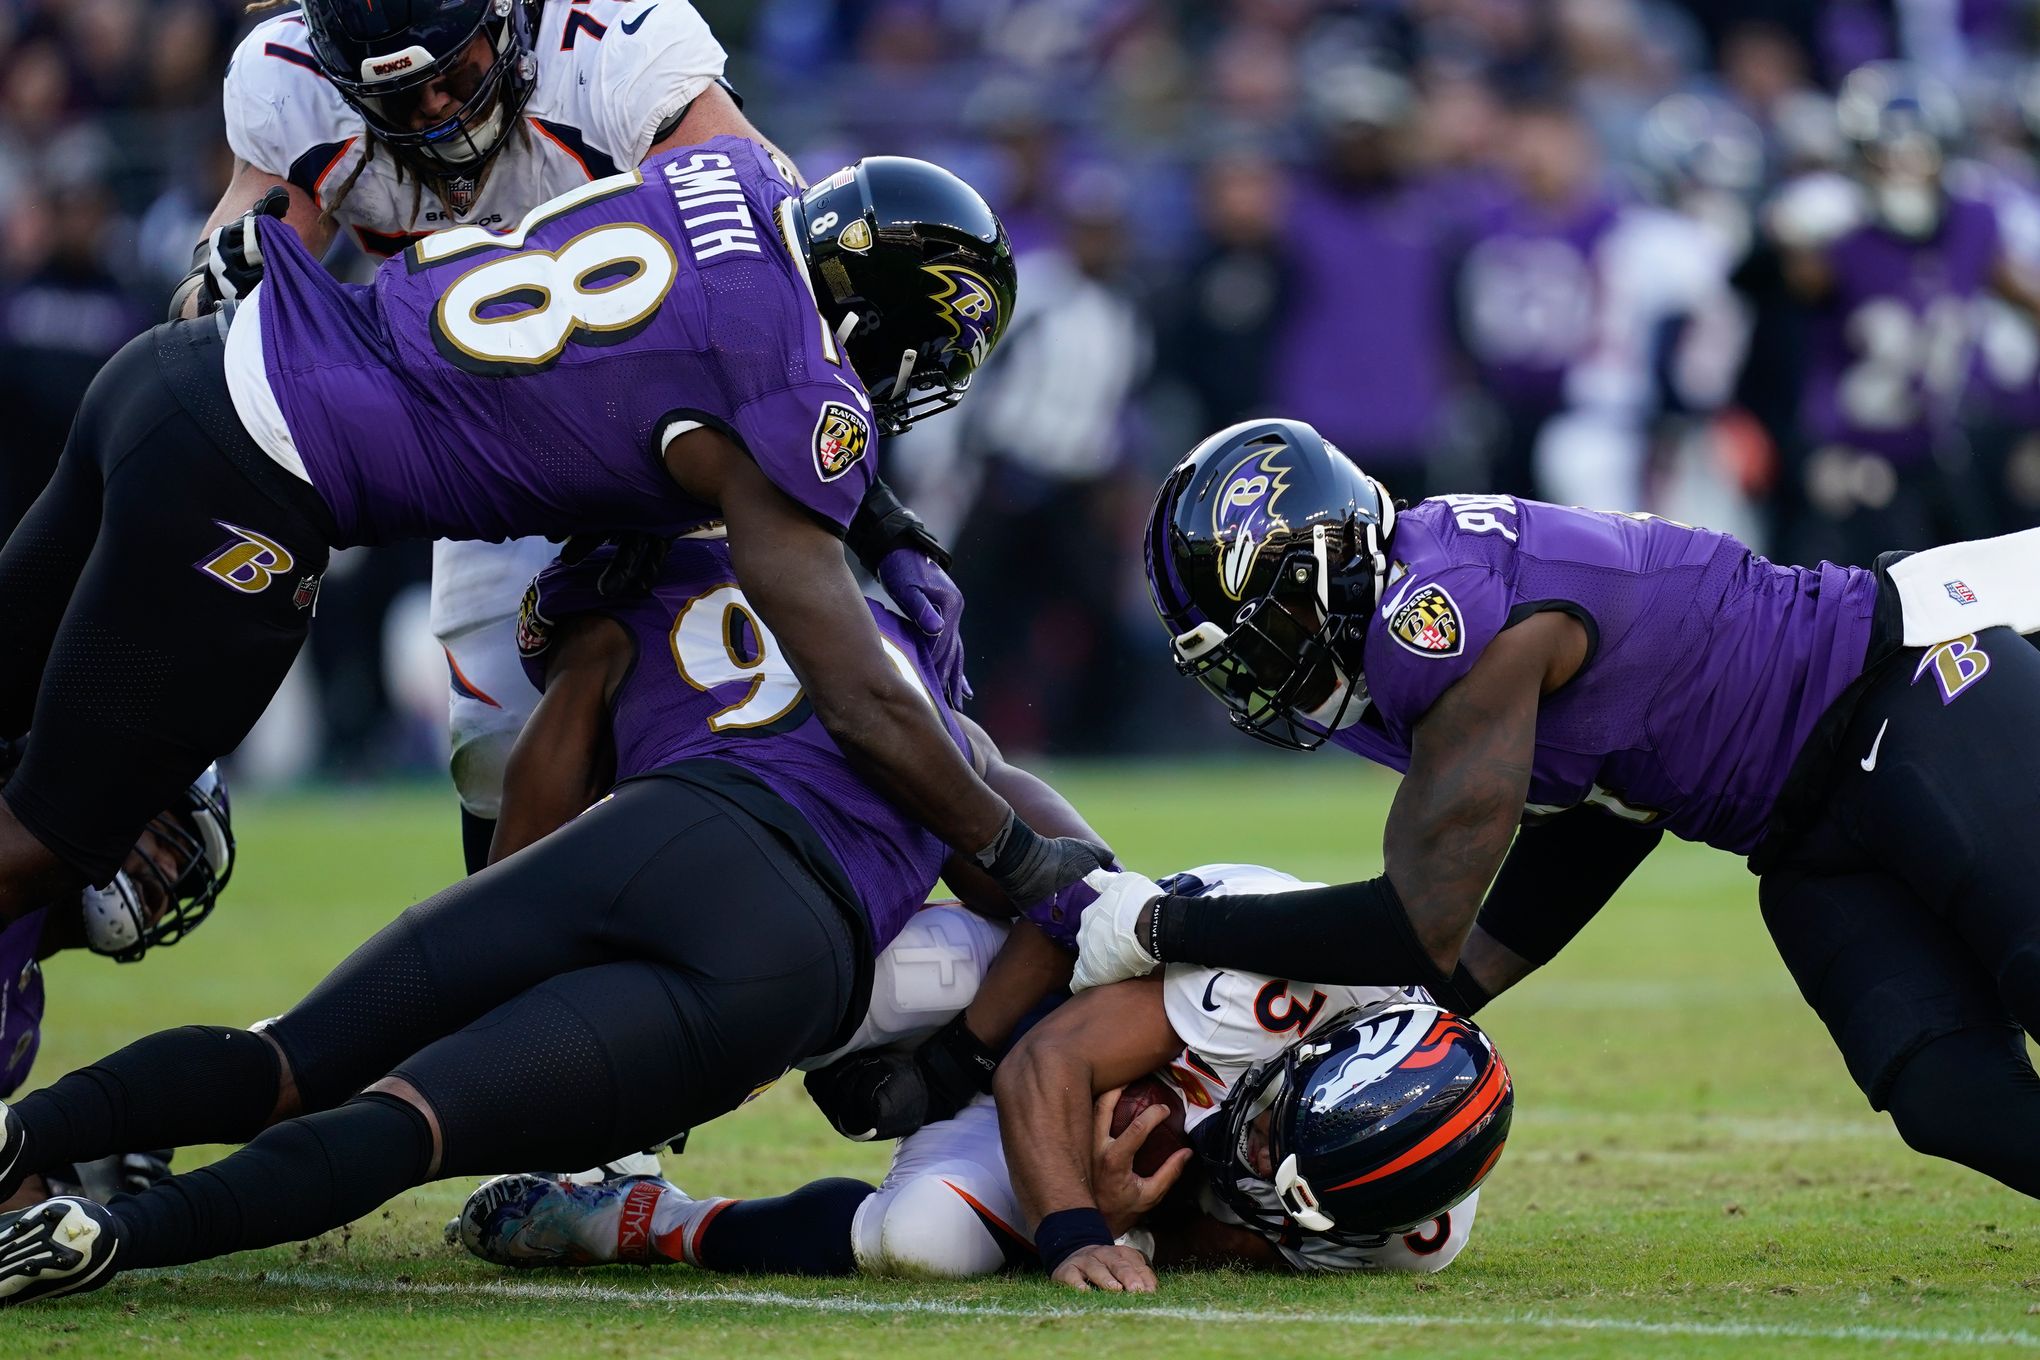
1034 1207 1115 1274
846 479 952 574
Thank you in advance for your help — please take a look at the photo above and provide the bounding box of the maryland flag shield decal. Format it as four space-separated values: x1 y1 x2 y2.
1388 583 1464 657
812 400 871 482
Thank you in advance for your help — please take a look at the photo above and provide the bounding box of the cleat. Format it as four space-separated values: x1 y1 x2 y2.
0 1197 123 1305
453 1172 672 1268
0 1099 24 1203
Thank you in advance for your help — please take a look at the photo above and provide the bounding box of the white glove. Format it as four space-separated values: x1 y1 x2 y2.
1070 868 1165 992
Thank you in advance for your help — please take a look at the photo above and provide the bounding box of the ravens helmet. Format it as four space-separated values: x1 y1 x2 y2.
1836 62 1962 239
1144 418 1395 750
303 0 539 181
82 764 236 964
1203 1003 1512 1239
793 158 1016 435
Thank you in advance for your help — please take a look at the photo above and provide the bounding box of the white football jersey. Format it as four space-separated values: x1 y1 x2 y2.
1153 863 1470 1272
223 0 726 256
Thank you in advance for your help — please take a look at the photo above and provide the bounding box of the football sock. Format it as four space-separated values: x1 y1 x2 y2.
653 1177 872 1274
1883 1027 2040 1197
11 1026 279 1185
459 810 496 876
113 1093 432 1270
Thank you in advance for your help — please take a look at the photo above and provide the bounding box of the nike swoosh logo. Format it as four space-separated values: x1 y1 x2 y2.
1861 718 1889 772
1380 576 1418 620
621 5 656 34
833 374 872 412
1201 972 1226 1013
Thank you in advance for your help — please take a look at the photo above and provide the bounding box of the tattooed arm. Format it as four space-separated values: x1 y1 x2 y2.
1143 613 1586 988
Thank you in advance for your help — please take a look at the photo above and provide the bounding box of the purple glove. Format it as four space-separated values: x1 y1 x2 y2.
878 546 971 705
1020 859 1121 951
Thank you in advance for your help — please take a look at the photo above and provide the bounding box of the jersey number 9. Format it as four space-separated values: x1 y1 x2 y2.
670 585 935 735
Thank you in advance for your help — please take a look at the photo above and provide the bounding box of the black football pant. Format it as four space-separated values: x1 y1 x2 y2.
0 319 334 884
1761 626 2040 1195
7 773 861 1268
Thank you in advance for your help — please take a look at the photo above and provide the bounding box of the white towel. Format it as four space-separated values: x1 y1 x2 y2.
1887 528 2040 646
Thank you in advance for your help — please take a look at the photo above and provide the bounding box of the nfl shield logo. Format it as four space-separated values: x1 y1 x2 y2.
1945 579 1978 606
444 175 479 216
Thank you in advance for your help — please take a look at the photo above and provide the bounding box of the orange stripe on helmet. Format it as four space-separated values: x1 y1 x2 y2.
1323 1055 1511 1193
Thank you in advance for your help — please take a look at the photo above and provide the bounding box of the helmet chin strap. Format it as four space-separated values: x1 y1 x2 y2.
834 310 862 347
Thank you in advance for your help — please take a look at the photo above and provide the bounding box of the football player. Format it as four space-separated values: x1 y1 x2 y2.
451 867 1506 1293
1075 415 2040 1201
1769 62 2040 564
0 146 1105 938
0 765 235 1212
192 0 966 870
0 515 1103 1305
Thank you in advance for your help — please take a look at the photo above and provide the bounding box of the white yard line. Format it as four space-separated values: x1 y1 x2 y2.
252 1268 2038 1349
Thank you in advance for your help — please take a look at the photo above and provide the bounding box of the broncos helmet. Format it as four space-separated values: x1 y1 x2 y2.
82 764 236 964
1835 62 1962 240
303 0 539 183
1144 418 1395 750
1203 1003 1512 1240
792 158 1016 435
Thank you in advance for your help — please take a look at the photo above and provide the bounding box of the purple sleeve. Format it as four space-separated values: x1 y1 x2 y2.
514 554 613 692
1364 563 1511 737
0 909 46 1098
727 380 876 533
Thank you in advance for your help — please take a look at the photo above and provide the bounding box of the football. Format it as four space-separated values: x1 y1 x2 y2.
1109 1076 1190 1177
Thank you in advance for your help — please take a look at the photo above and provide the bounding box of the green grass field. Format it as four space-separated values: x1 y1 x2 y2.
11 763 2039 1358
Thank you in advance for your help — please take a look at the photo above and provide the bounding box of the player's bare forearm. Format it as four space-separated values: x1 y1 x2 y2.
962 921 1071 1047
673 435 1009 851
650 82 802 184
995 978 1177 1226
1993 256 2040 324
201 163 332 255
1384 614 1573 971
489 617 626 863
941 716 1109 913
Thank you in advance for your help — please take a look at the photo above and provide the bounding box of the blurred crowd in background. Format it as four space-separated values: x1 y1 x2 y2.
5 0 2040 770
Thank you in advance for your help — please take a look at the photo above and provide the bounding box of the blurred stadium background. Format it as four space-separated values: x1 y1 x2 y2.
7 0 2040 775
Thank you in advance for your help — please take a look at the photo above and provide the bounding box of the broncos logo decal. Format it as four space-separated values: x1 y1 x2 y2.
1213 447 1295 600
923 263 1001 368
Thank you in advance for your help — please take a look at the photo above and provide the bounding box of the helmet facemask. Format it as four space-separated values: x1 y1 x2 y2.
1168 518 1386 751
317 0 538 187
84 769 235 963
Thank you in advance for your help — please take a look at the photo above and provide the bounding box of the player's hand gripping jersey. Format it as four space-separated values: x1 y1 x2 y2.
1334 496 1879 854
230 136 874 548
517 535 966 952
224 2 728 251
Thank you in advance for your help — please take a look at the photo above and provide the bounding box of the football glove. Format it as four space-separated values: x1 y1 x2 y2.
803 1014 998 1141
1070 867 1166 992
973 811 1112 912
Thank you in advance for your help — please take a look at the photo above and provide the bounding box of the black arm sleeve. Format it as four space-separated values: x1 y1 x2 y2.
1154 874 1454 993
1473 807 1663 966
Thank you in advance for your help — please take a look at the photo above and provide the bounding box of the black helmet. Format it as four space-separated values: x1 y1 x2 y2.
1144 418 1395 750
1204 1003 1512 1239
794 157 1016 434
303 0 539 188
83 763 236 963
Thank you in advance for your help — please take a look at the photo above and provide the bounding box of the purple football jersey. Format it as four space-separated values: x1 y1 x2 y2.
255 136 877 547
1800 196 2000 464
0 908 46 1098
517 538 966 952
1337 496 1878 855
